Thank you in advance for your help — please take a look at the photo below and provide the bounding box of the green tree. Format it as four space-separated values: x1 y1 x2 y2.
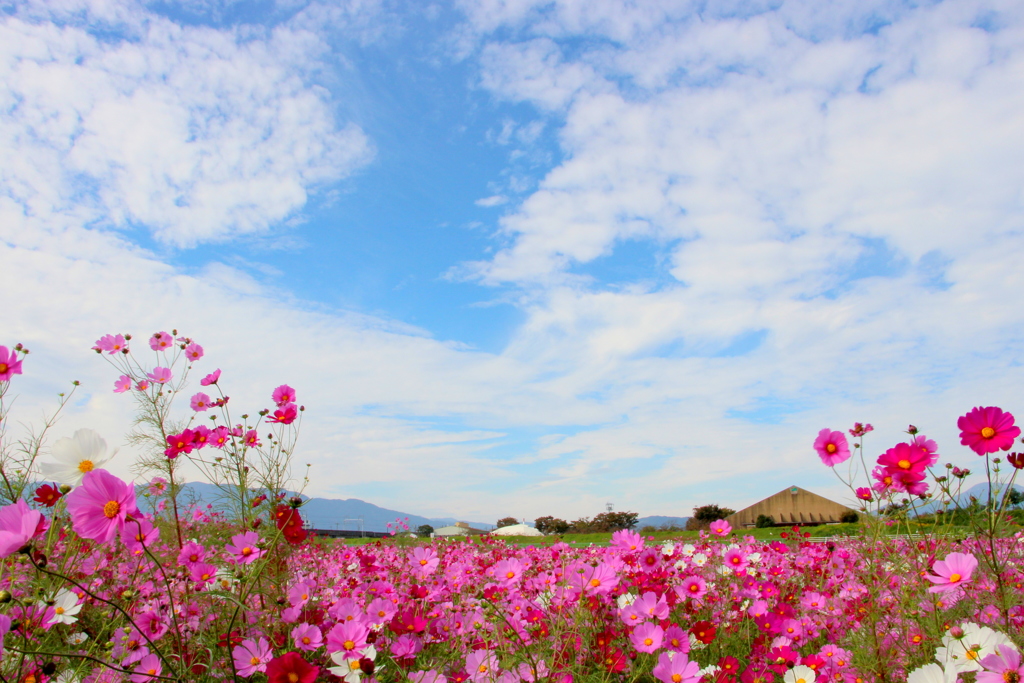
534 516 570 534
686 504 736 531
416 524 434 536
496 517 518 528
755 514 775 528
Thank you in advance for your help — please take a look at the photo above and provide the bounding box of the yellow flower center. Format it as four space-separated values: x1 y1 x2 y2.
672 676 682 683
826 443 837 453
302 636 311 644
78 459 95 473
1004 672 1020 683
103 500 120 518
251 656 260 665
0 363 7 373
644 638 653 646
478 666 488 674
981 427 996 438
797 679 806 683
898 459 911 469
147 669 157 676
351 660 362 671
506 571 515 579
966 648 980 660
344 640 356 650
55 606 65 614
289 674 300 683
420 559 428 565
949 573 961 583
590 578 601 587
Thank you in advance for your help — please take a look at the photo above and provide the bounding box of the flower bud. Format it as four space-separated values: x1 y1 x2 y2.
0 590 11 604
59 484 72 494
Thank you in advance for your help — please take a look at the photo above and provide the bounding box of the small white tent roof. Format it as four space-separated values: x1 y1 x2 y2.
490 523 544 536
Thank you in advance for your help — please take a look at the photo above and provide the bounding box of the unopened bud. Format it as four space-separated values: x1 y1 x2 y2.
59 484 72 494
0 590 11 604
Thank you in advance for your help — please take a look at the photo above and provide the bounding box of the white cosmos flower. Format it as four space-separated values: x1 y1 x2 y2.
692 553 708 567
329 645 378 683
66 632 89 645
935 623 1016 673
616 593 637 609
42 589 82 625
783 665 816 683
41 429 115 486
908 663 956 683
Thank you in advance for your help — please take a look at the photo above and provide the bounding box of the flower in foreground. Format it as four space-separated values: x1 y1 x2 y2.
130 653 162 683
466 650 499 683
233 637 273 677
0 499 46 558
0 346 24 382
814 428 851 467
978 644 1024 683
64 469 139 543
783 666 816 683
272 384 296 406
147 366 172 384
958 406 1021 455
630 622 664 653
653 651 700 683
43 589 82 625
925 552 977 594
329 646 377 683
266 651 318 683
935 623 1015 673
708 519 731 537
907 663 956 683
41 428 115 486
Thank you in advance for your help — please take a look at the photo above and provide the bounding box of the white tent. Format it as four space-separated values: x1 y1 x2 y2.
490 523 544 537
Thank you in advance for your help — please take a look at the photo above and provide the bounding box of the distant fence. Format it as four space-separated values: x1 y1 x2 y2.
308 529 390 539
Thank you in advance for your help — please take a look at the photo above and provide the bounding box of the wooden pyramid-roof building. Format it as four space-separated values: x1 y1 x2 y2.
726 485 857 528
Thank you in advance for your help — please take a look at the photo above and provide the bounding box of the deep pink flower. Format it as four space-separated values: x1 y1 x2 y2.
164 430 195 459
814 428 851 467
709 519 731 537
225 531 264 565
233 637 272 677
466 650 499 683
123 518 160 555
959 406 1021 455
184 343 204 362
855 487 872 501
653 651 700 683
147 366 172 384
244 430 260 447
924 551 977 593
200 369 221 386
149 332 173 351
0 346 23 382
210 426 231 448
910 434 940 466
267 652 318 683
94 334 127 355
268 403 298 425
0 499 46 557
877 442 930 476
978 644 1024 683
113 375 133 393
191 392 212 412
65 469 139 543
272 384 296 407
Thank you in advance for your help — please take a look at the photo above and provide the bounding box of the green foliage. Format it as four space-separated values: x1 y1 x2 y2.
839 510 860 524
686 504 736 530
755 514 775 528
567 511 639 533
496 517 518 528
416 524 435 536
534 516 570 535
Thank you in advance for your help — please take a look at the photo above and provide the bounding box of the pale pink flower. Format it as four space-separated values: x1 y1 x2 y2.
709 519 731 537
113 375 133 393
149 332 173 351
653 651 700 683
184 343 204 361
978 644 1024 683
191 392 212 412
233 637 273 677
925 552 977 593
814 428 851 467
0 499 46 558
94 334 127 355
147 367 172 384
466 650 499 683
225 531 264 565
630 622 664 653
130 653 162 683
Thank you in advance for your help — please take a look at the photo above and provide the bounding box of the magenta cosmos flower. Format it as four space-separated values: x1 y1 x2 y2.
978 644 1024 683
958 406 1021 455
225 531 265 565
814 428 851 467
0 500 46 558
924 551 977 594
653 651 700 683
65 469 140 543
0 346 23 382
708 519 731 537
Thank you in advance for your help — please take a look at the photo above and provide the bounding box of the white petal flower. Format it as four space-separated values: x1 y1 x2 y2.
935 623 1015 673
40 429 115 486
783 665 816 683
908 663 956 683
42 589 82 625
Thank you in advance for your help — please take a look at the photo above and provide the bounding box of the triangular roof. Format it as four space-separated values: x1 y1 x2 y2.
726 485 857 527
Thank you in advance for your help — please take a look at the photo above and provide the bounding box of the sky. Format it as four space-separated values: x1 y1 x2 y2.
3 0 1024 526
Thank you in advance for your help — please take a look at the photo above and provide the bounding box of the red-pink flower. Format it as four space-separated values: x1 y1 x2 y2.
958 406 1021 455
267 652 318 683
877 442 930 476
0 346 23 382
0 499 46 557
814 428 851 467
924 551 977 593
65 469 140 543
268 403 298 425
272 384 296 406
855 487 872 501
164 430 196 459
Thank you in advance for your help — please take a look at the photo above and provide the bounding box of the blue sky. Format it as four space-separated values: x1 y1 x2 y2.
3 0 1024 524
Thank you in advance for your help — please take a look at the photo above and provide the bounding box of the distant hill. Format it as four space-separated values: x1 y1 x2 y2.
160 482 494 533
636 515 691 529
914 481 1024 515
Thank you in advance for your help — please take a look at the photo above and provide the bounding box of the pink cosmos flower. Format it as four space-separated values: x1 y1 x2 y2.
676 576 707 601
147 367 172 384
113 375 133 393
855 487 872 501
877 442 930 476
327 620 370 655
94 334 127 355
233 637 273 677
192 425 211 449
184 343 203 361
65 469 139 543
210 426 231 448
709 519 731 537
630 622 664 653
0 346 23 382
191 393 212 412
130 653 162 683
466 650 499 683
123 518 159 555
292 623 323 652
272 384 296 406
225 531 264 565
149 332 173 351
910 434 940 466
663 625 691 653
633 591 669 621
0 499 46 558
190 562 218 585
610 529 645 551
135 380 150 391
814 429 851 467
959 407 1021 455
268 403 298 425
653 651 700 683
978 644 1024 683
925 551 977 593
200 369 221 386
164 430 195 459
244 430 260 448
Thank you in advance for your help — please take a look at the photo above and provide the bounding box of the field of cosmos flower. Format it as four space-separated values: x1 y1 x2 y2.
0 335 1022 683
